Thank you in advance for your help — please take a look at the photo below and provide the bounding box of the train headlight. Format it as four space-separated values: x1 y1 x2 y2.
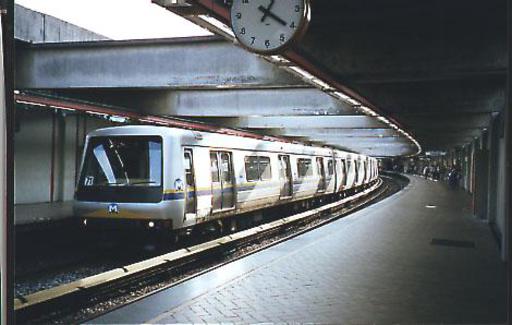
148 221 155 228
83 219 87 226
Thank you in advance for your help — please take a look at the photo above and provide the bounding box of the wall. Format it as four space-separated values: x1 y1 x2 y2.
14 106 114 204
14 4 108 43
496 138 507 259
14 109 52 203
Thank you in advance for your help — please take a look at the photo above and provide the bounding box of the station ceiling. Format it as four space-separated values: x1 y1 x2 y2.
15 0 505 157
158 0 505 154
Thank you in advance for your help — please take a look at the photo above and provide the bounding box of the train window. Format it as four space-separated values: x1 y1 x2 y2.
327 159 334 176
184 151 194 187
297 158 313 177
220 153 232 182
245 156 272 181
259 156 272 180
340 159 347 185
278 156 287 179
354 160 359 181
245 156 260 181
210 152 220 183
80 136 162 187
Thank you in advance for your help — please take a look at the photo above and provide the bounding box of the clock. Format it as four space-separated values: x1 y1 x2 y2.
230 0 311 54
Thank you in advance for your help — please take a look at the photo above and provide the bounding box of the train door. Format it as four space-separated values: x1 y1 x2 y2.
210 152 222 211
316 157 326 192
184 149 196 215
361 160 367 184
219 152 235 209
340 159 347 188
354 160 360 185
333 159 338 192
278 155 292 198
210 151 235 211
326 158 334 189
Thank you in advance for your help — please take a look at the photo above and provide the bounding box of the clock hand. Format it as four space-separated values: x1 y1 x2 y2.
258 6 287 26
260 0 275 22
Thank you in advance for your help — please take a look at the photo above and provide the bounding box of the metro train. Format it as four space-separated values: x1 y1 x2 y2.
74 125 379 236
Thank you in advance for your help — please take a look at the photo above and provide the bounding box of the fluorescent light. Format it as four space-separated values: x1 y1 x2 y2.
15 100 47 107
197 15 234 38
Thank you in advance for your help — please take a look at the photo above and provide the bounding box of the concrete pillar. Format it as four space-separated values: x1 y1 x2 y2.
506 0 512 318
0 8 14 324
14 108 53 204
487 115 501 226
474 134 489 219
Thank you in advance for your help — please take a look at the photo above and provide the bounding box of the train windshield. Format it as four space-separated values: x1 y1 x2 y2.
80 136 162 187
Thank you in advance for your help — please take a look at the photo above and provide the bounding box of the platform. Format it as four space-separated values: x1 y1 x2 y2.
92 176 507 324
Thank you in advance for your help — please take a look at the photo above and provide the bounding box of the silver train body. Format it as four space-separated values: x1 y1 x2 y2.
74 126 379 232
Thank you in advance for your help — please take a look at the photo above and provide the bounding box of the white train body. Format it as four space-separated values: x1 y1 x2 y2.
74 126 379 231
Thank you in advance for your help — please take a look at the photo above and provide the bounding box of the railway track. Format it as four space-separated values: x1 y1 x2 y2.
15 175 405 324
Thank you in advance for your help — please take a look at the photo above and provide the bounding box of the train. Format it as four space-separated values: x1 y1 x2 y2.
74 125 379 237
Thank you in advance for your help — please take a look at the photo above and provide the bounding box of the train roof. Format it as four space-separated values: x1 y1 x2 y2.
87 125 374 159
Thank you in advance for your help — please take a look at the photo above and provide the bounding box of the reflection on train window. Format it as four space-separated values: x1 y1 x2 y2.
81 136 162 187
210 152 220 182
244 156 272 181
297 158 313 177
184 151 194 187
327 159 334 176
245 156 259 181
220 153 232 182
259 157 272 180
340 159 347 185
354 160 359 182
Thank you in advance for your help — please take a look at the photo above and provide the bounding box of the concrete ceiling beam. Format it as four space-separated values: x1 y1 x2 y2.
197 116 387 129
15 37 306 89
57 88 353 117
257 128 399 138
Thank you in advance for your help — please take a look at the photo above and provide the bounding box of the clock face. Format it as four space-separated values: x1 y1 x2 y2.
230 0 310 54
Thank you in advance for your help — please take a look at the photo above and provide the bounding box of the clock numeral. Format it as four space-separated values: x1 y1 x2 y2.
236 12 242 19
294 5 301 12
251 37 256 45
290 21 296 29
240 27 246 35
280 34 286 43
265 40 271 48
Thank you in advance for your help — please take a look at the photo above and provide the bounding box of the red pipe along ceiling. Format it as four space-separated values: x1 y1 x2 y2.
14 92 297 144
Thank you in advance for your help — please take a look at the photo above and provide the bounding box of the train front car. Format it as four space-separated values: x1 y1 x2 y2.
74 126 180 235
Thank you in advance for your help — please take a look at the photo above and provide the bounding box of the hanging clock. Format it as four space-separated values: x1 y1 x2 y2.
230 0 311 54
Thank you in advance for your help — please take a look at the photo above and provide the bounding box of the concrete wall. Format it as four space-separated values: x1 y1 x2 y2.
14 109 52 203
15 4 108 43
14 106 114 204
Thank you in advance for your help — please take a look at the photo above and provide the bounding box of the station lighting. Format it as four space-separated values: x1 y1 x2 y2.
266 55 292 66
163 0 191 7
15 100 46 108
49 105 76 112
196 14 235 39
109 116 128 123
